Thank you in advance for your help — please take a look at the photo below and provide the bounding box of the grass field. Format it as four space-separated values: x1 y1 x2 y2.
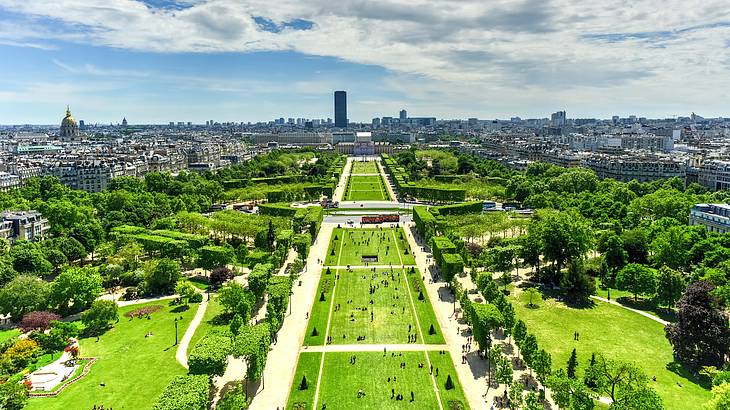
186 295 226 355
0 328 20 344
324 228 416 267
345 175 390 201
351 161 380 174
287 352 322 409
510 288 711 410
308 268 444 345
26 301 197 410
308 351 467 410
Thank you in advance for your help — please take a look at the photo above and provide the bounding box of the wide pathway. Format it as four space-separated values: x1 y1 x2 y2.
590 295 669 325
331 157 352 202
175 292 209 369
248 223 335 410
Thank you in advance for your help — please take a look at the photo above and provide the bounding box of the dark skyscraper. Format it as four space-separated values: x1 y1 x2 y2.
334 91 347 128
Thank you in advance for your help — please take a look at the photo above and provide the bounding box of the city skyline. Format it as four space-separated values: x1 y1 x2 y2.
1 1 730 123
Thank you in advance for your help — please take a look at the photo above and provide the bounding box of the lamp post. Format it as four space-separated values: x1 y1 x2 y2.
174 318 179 345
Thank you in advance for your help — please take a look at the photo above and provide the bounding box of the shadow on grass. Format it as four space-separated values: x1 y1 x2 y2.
170 305 190 313
666 361 712 389
210 312 233 326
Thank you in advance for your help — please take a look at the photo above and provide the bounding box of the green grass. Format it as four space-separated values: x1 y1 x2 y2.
309 351 467 410
188 276 210 291
593 278 676 323
186 295 226 355
0 328 20 344
26 300 197 410
351 161 380 174
286 352 322 409
427 351 469 409
345 175 390 201
319 268 443 345
304 272 336 346
324 228 416 267
510 288 711 410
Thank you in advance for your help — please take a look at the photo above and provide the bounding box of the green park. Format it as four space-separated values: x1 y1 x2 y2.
324 227 416 266
345 175 391 201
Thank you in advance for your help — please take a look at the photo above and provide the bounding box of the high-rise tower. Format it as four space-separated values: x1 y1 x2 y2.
334 91 347 128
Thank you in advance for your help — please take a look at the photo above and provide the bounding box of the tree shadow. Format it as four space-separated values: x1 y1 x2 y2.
614 297 677 323
170 304 190 313
666 361 711 389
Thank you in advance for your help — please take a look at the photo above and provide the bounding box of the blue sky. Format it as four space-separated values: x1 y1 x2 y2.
1 0 730 124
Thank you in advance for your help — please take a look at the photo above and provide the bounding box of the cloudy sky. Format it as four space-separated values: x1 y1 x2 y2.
0 0 729 124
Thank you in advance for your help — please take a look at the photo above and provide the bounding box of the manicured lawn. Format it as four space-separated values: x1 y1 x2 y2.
188 276 211 291
324 228 416 267
351 161 380 174
304 272 336 346
313 351 468 410
26 300 198 410
0 328 20 344
510 288 711 410
320 268 443 345
345 175 390 201
427 351 469 409
594 278 676 323
186 295 226 355
286 352 322 409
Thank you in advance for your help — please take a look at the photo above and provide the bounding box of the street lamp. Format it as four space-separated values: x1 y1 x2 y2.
174 318 179 345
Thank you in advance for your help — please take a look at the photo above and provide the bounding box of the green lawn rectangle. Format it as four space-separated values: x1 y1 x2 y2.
427 351 469 410
345 175 390 201
324 228 416 267
510 289 711 410
304 271 337 346
287 351 322 410
26 300 197 410
314 351 467 410
351 161 380 174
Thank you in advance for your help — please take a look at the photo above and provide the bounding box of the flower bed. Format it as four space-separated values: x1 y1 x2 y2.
28 358 97 398
124 305 163 319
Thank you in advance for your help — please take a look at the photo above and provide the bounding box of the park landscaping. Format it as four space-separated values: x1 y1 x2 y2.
312 351 467 410
351 161 380 174
510 287 711 410
25 301 197 410
345 175 390 201
324 227 416 267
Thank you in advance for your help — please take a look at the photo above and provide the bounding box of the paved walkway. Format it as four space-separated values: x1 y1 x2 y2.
303 343 449 352
377 157 399 201
175 292 209 369
332 157 352 202
590 295 669 325
248 223 335 410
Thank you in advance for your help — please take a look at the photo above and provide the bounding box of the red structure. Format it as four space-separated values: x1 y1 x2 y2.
361 215 400 224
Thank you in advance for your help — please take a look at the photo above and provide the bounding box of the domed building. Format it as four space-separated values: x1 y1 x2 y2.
60 106 80 141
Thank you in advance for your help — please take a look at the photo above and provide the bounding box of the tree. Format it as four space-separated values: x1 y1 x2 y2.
523 287 541 308
501 302 516 341
495 356 513 395
521 334 539 369
49 266 103 314
82 300 118 335
567 348 579 379
532 349 552 388
524 391 542 410
513 319 527 345
145 258 181 294
650 225 703 271
598 233 628 278
561 260 596 304
267 219 276 250
20 311 60 332
655 266 685 309
587 354 663 409
621 228 648 264
216 382 249 410
532 209 593 279
209 267 234 289
615 264 656 301
547 368 595 410
230 314 243 336
665 281 730 369
198 245 235 272
57 236 88 262
471 303 503 354
704 382 730 410
218 282 253 321
509 379 524 409
0 380 28 410
0 275 50 321
175 280 197 303
9 243 52 276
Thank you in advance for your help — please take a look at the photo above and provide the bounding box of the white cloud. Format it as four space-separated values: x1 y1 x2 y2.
1 0 730 117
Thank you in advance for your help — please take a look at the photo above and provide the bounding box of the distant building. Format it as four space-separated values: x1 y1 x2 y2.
122 117 128 126
60 106 80 142
690 203 730 233
334 91 347 128
551 111 567 127
399 109 407 120
0 211 49 241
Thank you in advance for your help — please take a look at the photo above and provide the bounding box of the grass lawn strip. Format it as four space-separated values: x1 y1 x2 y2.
324 228 416 267
511 289 710 410
286 352 322 409
345 175 390 201
392 229 444 410
25 300 196 410
186 295 225 355
351 161 380 174
312 235 346 410
427 351 469 410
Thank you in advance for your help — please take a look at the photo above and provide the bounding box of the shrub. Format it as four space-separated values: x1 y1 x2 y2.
210 267 234 289
445 374 455 390
153 374 211 410
82 300 118 335
429 324 436 335
188 330 233 376
20 311 60 333
189 293 203 303
299 375 308 390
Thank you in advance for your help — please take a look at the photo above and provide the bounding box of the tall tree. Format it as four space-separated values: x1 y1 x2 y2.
567 348 579 379
655 266 685 309
615 264 657 301
0 275 50 321
586 354 663 409
49 266 103 315
665 281 730 369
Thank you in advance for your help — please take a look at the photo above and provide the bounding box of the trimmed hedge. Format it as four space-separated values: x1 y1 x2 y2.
258 203 298 217
266 276 293 333
431 236 457 267
248 263 273 299
234 323 271 381
153 374 211 410
441 253 465 281
413 206 438 241
188 330 234 376
152 230 209 248
433 201 483 216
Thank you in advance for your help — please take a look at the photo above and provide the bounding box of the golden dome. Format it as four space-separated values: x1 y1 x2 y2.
61 105 77 127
